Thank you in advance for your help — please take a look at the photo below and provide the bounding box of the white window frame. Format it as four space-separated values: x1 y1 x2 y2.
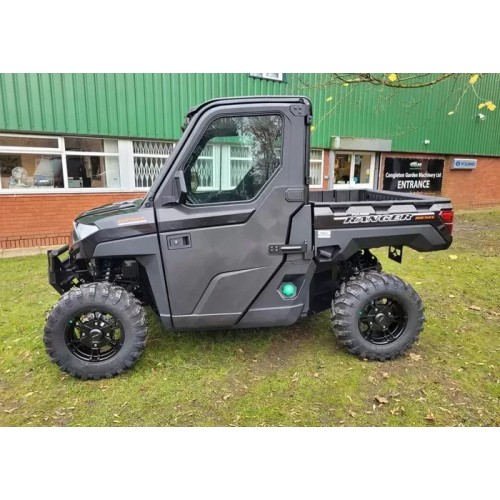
333 151 376 190
228 145 252 189
0 133 149 194
250 73 285 82
194 144 253 192
309 149 324 188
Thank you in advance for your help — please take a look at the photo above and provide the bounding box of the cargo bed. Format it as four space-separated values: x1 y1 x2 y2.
309 189 453 263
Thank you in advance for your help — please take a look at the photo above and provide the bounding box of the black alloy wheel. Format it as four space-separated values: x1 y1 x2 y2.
65 309 124 362
358 296 408 345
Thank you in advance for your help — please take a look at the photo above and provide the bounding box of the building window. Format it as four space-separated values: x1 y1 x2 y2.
0 135 63 190
309 149 324 188
0 133 127 191
133 140 176 188
333 152 375 189
250 73 285 82
65 137 120 189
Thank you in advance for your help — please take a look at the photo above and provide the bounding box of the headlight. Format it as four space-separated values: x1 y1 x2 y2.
73 222 99 241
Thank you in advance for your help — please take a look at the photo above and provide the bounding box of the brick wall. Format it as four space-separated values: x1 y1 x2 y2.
379 153 500 209
0 192 144 249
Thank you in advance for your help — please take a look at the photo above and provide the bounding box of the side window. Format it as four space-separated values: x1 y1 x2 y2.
183 115 283 205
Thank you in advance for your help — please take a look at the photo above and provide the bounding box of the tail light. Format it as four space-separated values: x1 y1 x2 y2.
439 209 454 235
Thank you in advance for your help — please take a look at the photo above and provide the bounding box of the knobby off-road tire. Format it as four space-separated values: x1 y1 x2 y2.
332 271 425 361
44 283 147 379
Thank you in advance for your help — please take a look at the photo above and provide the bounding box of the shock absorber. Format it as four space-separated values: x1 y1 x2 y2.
101 258 112 282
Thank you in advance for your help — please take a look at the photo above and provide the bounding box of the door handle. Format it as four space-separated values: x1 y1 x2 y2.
268 243 307 255
167 234 191 250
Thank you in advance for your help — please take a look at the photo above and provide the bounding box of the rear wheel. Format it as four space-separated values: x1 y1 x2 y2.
331 271 424 360
44 283 147 379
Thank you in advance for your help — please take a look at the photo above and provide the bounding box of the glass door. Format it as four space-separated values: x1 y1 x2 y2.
333 152 375 189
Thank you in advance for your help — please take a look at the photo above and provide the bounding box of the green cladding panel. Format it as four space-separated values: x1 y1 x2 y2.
0 73 499 156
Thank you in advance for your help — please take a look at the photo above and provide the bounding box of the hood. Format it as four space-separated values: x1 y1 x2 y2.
75 198 144 225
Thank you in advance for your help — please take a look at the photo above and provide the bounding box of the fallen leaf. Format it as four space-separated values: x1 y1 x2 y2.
313 372 319 378
449 294 455 298
409 353 422 362
415 281 422 285
388 73 398 82
349 411 357 418
425 412 436 422
291 372 299 383
368 376 376 383
24 392 34 398
382 372 389 379
342 82 349 87
486 102 496 111
326 96 333 102
449 254 458 260
310 126 315 132
375 396 389 404
469 305 482 311
223 394 232 401
447 111 455 115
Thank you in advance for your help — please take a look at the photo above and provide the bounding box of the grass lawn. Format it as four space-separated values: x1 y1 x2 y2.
0 209 499 427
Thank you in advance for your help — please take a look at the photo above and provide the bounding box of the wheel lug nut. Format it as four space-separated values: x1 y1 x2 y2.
93 343 98 348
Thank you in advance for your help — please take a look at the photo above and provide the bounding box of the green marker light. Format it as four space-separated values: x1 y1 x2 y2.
281 282 297 298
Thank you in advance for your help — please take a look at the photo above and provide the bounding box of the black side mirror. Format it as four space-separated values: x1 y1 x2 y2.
160 170 188 206
174 171 188 204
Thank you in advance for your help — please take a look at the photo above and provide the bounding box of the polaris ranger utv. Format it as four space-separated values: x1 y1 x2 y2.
45 96 454 379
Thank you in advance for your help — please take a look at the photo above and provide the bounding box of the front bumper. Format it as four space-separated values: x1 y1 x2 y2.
48 245 78 294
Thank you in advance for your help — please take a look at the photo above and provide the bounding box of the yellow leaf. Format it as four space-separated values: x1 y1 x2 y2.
388 73 398 82
449 254 458 260
342 82 349 87
469 74 479 85
478 103 486 109
486 102 496 111
326 96 333 102
310 125 315 132
447 111 455 115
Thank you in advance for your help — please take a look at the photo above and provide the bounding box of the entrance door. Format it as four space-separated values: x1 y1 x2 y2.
154 100 309 329
333 152 375 189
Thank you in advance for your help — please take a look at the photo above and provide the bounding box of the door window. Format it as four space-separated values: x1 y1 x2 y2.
183 115 283 204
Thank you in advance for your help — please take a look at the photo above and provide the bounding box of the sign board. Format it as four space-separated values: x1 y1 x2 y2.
452 158 477 170
383 157 443 193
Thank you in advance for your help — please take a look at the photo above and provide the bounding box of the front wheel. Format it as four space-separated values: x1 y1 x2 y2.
331 271 425 361
44 283 147 379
